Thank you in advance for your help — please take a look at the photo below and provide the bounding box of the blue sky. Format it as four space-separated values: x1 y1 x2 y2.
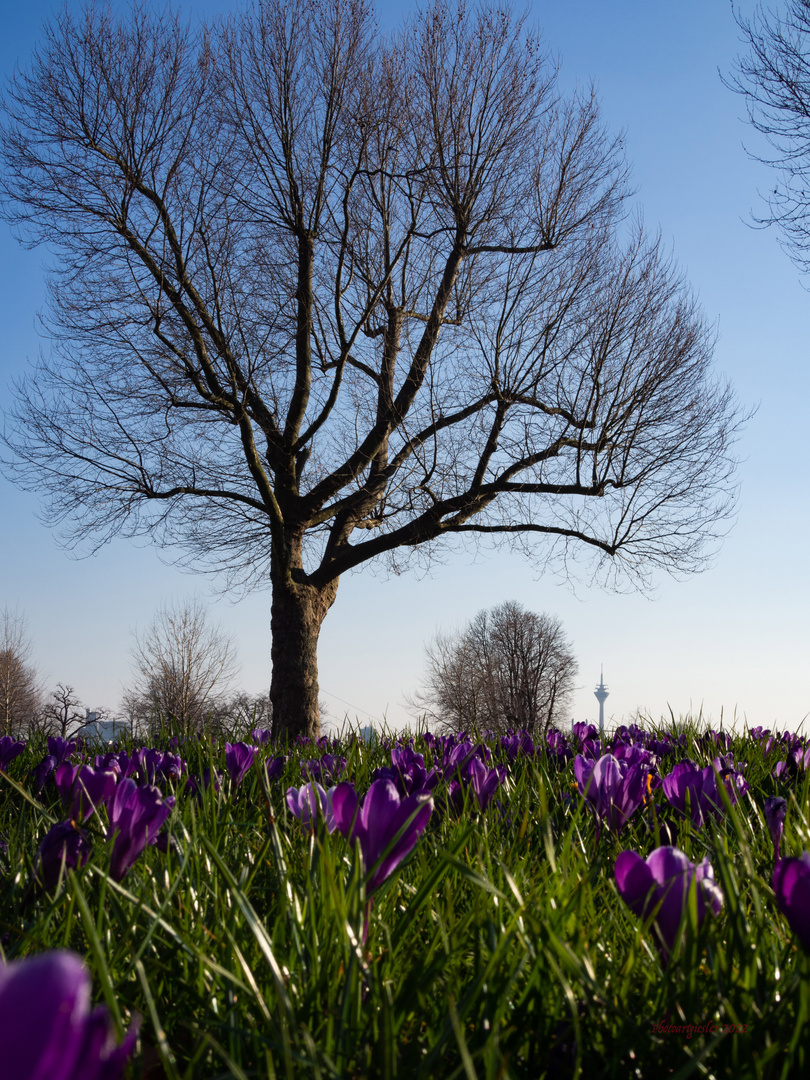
2 0 807 734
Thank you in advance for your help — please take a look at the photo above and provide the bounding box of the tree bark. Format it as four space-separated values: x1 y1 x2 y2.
269 534 338 743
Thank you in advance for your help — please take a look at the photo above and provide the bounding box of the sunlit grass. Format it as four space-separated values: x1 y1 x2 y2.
0 717 808 1078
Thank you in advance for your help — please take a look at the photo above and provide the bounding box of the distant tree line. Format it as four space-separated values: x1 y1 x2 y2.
3 596 575 742
0 601 278 740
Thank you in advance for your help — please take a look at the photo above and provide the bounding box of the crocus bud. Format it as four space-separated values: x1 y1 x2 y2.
34 821 91 891
345 779 433 895
107 779 175 881
0 736 25 772
225 742 258 786
0 950 138 1079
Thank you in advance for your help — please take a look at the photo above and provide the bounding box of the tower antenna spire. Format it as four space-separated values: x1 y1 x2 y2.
594 667 609 737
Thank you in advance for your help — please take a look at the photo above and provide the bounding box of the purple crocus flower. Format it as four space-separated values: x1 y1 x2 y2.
131 747 162 785
546 729 573 762
186 767 222 797
712 755 749 806
265 755 287 781
156 753 186 783
0 950 138 1080
47 737 77 765
574 754 649 833
94 752 136 779
662 758 747 827
225 742 257 786
790 744 810 771
251 727 274 744
107 779 175 882
572 722 598 744
286 782 336 832
442 740 490 780
54 764 118 823
773 852 810 951
373 748 436 798
332 778 433 894
500 732 535 761
614 846 723 962
94 753 122 777
0 735 25 772
661 760 719 828
611 743 656 769
441 777 466 818
764 797 788 862
35 821 91 891
302 753 347 785
32 754 58 795
467 758 507 811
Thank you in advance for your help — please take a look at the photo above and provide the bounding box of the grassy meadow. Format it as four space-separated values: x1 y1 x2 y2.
0 718 808 1079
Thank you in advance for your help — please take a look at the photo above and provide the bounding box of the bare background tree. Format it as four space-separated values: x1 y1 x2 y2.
728 0 810 273
224 690 330 736
123 598 239 736
40 683 88 740
0 607 41 736
0 0 744 741
407 601 577 737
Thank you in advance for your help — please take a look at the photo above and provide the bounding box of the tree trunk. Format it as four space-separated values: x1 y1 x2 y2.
269 540 338 743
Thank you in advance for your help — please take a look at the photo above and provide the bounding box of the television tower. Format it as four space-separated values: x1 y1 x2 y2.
594 667 609 736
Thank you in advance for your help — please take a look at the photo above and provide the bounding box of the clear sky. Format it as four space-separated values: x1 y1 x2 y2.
1 0 807 735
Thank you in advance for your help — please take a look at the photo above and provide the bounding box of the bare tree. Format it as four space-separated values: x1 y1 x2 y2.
224 690 330 736
407 601 577 738
728 0 810 272
124 598 239 736
0 1 745 741
0 608 41 736
40 683 87 740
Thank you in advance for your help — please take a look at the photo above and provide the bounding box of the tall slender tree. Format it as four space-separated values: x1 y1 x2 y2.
0 1 743 740
0 608 41 736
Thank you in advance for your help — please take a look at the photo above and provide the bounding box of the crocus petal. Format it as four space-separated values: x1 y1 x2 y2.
0 950 88 1080
285 782 333 831
225 742 257 786
614 850 654 920
107 779 174 881
0 736 26 771
615 845 723 962
774 852 810 951
366 794 433 894
35 821 91 891
591 754 622 808
358 780 402 865
73 1005 140 1080
0 951 138 1080
331 781 359 838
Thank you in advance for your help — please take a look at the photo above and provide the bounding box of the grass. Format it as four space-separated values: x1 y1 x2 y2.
0 718 808 1078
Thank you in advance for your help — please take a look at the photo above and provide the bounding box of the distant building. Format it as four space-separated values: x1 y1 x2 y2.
80 709 128 743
